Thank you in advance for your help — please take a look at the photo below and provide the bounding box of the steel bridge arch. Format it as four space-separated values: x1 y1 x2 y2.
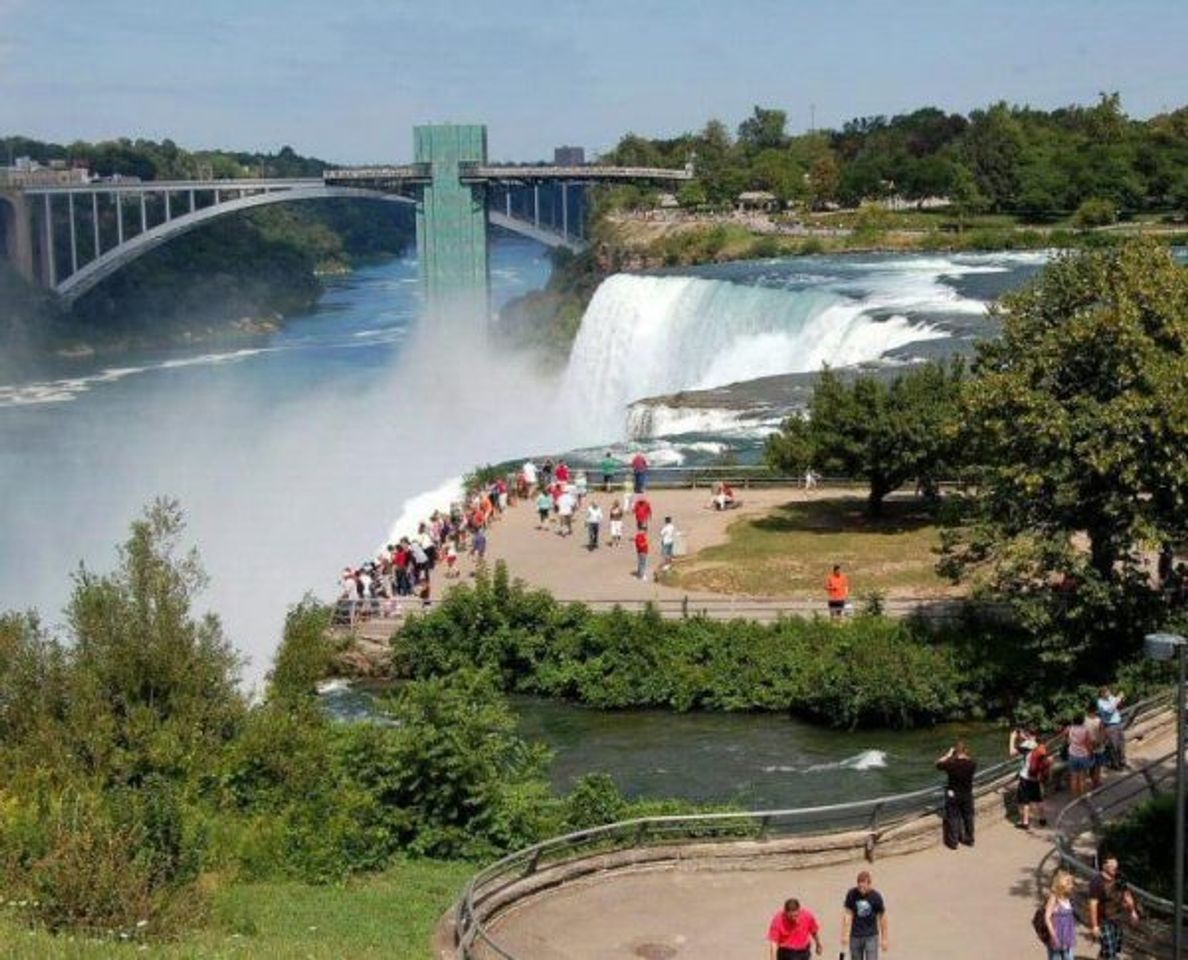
55 186 578 304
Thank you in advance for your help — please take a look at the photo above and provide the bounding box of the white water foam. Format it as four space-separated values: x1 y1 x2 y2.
0 348 275 408
380 475 465 553
558 264 964 443
762 749 888 774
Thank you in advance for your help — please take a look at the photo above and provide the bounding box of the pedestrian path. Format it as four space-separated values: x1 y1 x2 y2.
482 725 1175 960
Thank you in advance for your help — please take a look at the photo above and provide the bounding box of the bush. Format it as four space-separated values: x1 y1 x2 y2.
1099 793 1178 898
393 564 975 728
1074 197 1118 229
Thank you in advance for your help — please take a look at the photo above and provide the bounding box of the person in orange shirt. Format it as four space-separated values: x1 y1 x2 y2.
825 564 849 618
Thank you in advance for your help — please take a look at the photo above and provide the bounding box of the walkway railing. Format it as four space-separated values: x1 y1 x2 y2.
1049 686 1182 956
452 692 1173 958
331 592 1009 633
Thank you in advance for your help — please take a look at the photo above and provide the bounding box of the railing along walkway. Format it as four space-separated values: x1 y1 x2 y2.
1047 695 1184 957
451 692 1174 959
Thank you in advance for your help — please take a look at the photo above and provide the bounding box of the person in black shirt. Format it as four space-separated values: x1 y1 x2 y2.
936 739 977 849
841 870 887 960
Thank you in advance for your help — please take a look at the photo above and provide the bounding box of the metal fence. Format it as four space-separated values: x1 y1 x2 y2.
452 692 1173 958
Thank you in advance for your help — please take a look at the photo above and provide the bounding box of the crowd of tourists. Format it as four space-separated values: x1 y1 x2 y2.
929 684 1142 960
333 450 673 622
333 476 511 624
526 452 678 582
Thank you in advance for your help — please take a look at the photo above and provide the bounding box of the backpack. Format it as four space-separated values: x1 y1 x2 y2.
1028 744 1051 779
1030 905 1050 946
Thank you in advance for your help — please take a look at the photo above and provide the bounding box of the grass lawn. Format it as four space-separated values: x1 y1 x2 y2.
0 859 473 959
671 494 961 598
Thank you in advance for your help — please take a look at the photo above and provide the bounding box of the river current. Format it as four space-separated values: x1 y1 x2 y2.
1 239 1042 687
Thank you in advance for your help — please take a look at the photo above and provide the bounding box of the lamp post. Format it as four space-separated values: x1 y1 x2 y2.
1146 632 1186 958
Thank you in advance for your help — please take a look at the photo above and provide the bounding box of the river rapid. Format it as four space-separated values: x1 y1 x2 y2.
0 240 1043 693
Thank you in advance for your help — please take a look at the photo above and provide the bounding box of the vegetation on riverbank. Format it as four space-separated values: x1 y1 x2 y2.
0 502 723 951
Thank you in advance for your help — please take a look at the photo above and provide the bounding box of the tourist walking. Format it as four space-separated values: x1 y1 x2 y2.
1010 727 1050 830
659 516 676 572
804 468 817 490
586 501 603 551
825 564 849 618
936 739 976 848
608 502 624 546
535 489 552 529
1042 870 1078 960
634 530 649 581
631 452 649 493
600 451 619 491
557 486 576 537
766 897 822 960
1088 855 1140 959
841 870 888 960
633 495 652 532
1097 685 1127 769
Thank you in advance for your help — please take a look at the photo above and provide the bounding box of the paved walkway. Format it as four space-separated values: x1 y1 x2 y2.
484 726 1174 960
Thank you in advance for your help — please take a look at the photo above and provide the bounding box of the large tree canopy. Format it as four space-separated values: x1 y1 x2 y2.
937 240 1188 671
962 239 1188 584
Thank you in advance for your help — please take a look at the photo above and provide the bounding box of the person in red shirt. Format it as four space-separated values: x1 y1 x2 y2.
767 898 822 960
633 496 652 531
634 530 649 581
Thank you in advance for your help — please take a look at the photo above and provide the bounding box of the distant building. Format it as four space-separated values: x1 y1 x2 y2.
0 156 90 187
736 190 779 212
553 146 585 166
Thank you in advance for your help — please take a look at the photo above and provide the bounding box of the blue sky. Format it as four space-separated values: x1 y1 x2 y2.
3 0 1186 164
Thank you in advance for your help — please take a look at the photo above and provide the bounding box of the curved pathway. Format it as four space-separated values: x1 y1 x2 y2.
482 724 1175 960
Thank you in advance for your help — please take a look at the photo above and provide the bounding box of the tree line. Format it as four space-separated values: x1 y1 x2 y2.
599 95 1188 223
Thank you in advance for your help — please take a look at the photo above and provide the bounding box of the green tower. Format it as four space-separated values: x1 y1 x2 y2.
413 124 489 319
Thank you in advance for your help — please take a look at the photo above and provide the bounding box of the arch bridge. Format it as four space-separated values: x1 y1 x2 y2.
0 124 691 314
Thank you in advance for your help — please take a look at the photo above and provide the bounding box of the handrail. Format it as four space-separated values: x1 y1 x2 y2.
1049 686 1179 916
452 690 1174 957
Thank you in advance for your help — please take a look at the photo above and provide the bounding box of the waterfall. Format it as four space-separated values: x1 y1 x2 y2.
558 270 952 443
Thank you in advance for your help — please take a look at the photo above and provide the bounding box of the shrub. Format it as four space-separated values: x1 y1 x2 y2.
1074 197 1118 229
394 564 975 728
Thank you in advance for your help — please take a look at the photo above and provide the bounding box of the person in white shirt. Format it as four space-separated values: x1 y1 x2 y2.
557 489 576 536
586 502 603 550
522 460 538 492
660 516 676 571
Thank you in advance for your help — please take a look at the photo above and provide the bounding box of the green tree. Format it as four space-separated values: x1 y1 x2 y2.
949 164 988 232
764 363 965 514
961 102 1024 211
737 106 789 153
944 240 1188 664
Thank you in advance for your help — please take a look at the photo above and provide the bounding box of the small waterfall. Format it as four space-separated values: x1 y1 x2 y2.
559 271 950 443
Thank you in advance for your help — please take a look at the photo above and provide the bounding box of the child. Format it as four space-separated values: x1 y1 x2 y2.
445 540 459 578
609 502 624 546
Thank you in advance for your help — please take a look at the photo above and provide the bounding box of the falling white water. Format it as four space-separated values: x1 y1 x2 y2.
558 271 955 443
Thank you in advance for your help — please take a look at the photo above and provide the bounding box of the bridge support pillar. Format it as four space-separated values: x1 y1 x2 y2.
413 124 489 320
0 192 38 287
